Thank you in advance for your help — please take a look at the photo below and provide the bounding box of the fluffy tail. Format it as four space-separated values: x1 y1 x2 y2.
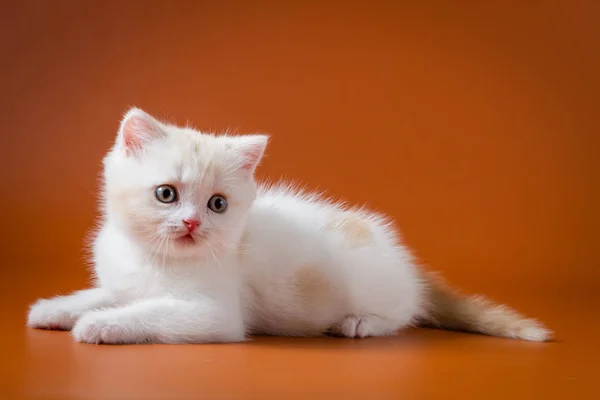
419 271 552 342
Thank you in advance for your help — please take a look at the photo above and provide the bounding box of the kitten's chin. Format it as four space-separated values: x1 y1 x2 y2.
161 237 207 261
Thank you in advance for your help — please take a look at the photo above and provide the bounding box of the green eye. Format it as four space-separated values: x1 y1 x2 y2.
207 195 228 213
155 185 178 203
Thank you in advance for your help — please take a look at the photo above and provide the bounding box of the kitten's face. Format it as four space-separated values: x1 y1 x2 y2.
102 108 267 260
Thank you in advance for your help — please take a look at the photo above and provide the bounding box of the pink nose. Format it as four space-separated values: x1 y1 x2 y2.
182 219 200 232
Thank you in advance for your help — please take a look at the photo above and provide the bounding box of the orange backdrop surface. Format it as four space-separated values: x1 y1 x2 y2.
1 0 598 313
2 2 600 399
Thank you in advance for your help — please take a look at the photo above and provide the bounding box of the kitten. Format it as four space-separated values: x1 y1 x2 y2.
27 108 552 344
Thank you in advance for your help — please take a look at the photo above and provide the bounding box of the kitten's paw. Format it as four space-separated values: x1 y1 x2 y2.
329 315 399 338
27 298 79 330
72 312 144 344
329 315 365 338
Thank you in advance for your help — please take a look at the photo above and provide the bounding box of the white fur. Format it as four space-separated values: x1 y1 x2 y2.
27 108 546 344
239 183 423 337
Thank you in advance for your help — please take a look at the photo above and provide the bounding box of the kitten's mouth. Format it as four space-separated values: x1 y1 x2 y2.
177 233 196 245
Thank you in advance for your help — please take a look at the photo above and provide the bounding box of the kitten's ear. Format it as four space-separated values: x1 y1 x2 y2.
227 135 269 175
117 107 165 156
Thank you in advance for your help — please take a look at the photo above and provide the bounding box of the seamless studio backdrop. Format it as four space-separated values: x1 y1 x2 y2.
0 1 598 398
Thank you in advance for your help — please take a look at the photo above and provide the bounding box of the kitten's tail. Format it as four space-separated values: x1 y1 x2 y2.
418 271 552 342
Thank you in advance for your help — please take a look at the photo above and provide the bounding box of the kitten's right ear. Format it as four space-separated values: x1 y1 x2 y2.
117 107 165 156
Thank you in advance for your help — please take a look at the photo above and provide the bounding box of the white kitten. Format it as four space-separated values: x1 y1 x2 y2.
27 108 552 344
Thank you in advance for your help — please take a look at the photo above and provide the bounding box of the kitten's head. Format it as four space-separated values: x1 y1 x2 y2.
101 108 267 260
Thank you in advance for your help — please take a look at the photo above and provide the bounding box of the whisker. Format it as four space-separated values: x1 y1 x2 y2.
215 239 237 250
206 242 222 270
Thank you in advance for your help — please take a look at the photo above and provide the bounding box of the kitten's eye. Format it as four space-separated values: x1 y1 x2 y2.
207 195 228 213
155 185 178 203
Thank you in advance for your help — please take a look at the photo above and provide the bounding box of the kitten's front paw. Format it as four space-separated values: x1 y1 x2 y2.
27 298 79 330
72 312 143 344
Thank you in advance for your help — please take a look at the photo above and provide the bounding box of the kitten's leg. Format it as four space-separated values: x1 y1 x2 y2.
72 297 245 344
27 288 117 330
329 315 402 338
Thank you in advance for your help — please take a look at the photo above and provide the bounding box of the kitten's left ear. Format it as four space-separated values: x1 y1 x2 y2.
227 135 269 175
117 107 165 156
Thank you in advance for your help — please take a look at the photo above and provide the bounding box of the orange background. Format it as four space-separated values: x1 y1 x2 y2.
1 1 599 398
2 1 597 298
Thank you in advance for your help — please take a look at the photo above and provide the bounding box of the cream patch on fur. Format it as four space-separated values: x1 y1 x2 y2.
107 188 144 222
325 213 373 247
293 266 332 310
